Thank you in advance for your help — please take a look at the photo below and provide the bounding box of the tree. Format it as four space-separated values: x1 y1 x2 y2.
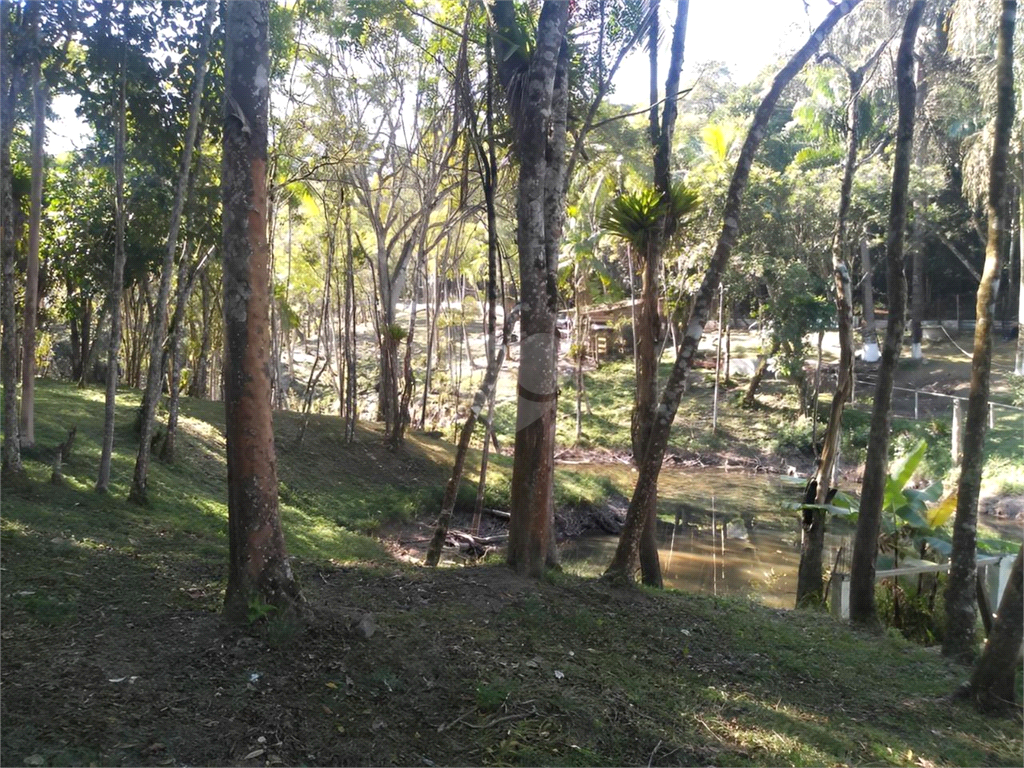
489 0 570 577
848 0 926 627
796 37 893 607
129 0 216 504
96 0 130 494
221 0 302 621
0 0 36 476
957 546 1023 713
943 0 1016 663
18 19 44 449
603 0 864 585
633 0 690 588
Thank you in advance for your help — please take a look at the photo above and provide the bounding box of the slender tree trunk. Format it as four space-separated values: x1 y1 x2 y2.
909 61 929 361
18 53 45 449
603 0 863 585
344 214 357 443
190 271 213 399
1 2 33 476
130 0 215 502
848 0 924 627
1016 146 1023 375
796 50 872 607
221 0 302 621
944 0 1016 662
742 339 779 408
425 307 519 566
162 247 211 461
958 547 1023 713
860 238 880 361
96 7 131 493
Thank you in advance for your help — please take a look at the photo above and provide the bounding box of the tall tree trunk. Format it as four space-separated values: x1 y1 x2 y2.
603 0 863 585
96 5 131 493
130 0 214 502
860 237 880 361
190 270 214 398
796 43 882 607
909 61 929 361
848 0 925 627
162 246 211 461
491 1 570 577
425 306 519 567
1 0 33 476
18 52 45 449
221 0 302 621
958 547 1023 713
943 0 1016 662
1016 145 1023 375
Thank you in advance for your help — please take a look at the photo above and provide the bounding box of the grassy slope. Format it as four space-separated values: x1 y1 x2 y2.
1 381 1021 767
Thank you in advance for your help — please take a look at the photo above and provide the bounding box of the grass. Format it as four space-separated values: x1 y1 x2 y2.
1 380 1022 767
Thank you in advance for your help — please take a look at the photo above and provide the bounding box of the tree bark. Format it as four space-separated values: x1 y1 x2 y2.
796 46 878 607
19 50 45 449
491 1 570 577
860 238 880 361
1 0 35 476
630 0 690 589
848 0 925 627
96 3 131 493
162 246 211 462
909 61 929 361
425 307 519 567
221 0 302 622
603 0 863 585
943 0 1016 663
130 0 215 502
959 547 1023 713
1016 143 1023 375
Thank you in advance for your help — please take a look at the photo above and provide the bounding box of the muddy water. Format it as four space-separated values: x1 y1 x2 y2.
558 466 850 609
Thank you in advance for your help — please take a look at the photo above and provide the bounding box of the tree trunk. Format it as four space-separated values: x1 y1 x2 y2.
796 48 872 607
96 5 130 493
909 61 929 361
742 339 779 408
860 238 880 361
190 270 214 399
848 0 925 628
943 0 1016 663
130 0 215 503
425 307 519 567
0 1 33 476
603 0 863 586
162 246 211 462
959 547 1023 713
1016 145 1023 375
19 53 45 449
221 0 302 622
491 1 570 577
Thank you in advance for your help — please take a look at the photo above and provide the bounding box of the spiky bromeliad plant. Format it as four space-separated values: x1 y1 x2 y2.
600 182 699 252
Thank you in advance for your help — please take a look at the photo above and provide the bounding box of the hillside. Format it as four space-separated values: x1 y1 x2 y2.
1 382 1022 767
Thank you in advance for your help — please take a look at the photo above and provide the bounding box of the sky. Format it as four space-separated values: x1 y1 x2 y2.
46 0 841 155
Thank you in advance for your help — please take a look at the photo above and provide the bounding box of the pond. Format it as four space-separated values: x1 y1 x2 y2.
558 465 851 609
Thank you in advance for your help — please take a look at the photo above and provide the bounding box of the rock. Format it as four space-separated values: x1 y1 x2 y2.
355 612 377 640
994 497 1024 520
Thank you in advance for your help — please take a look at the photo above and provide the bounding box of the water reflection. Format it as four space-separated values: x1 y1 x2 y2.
558 468 849 609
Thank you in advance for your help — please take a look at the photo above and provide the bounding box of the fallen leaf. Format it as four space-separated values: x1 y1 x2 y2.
325 681 337 689
554 670 565 680
242 748 265 760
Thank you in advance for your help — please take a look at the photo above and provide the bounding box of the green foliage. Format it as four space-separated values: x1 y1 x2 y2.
1007 373 1024 408
246 596 279 624
599 182 699 253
